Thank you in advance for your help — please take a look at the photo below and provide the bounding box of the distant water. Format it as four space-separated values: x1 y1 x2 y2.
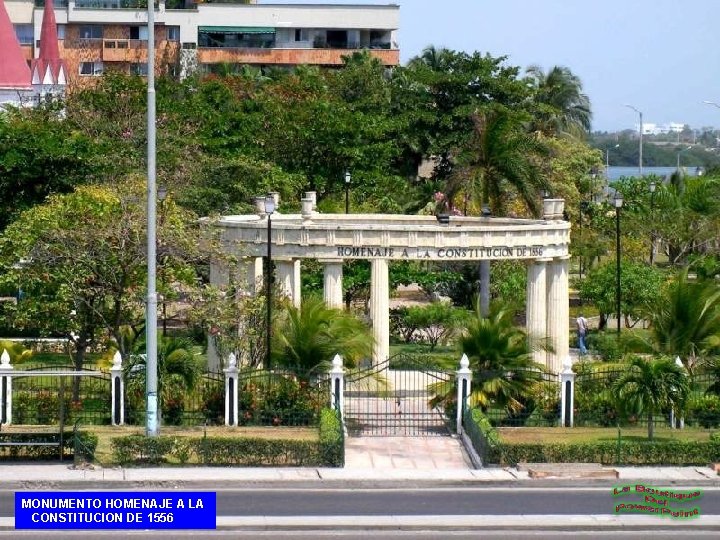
607 166 702 181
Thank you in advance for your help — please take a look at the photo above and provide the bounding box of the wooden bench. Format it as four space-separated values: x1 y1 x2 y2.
0 430 64 461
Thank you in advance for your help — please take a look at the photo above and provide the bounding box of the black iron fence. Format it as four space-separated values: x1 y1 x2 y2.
574 363 720 428
124 368 328 427
480 370 560 428
11 367 111 425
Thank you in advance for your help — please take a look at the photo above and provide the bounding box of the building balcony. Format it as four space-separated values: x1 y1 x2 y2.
197 47 399 67
102 39 148 61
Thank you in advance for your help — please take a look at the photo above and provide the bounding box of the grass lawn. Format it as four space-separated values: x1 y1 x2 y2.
89 425 319 464
498 426 716 444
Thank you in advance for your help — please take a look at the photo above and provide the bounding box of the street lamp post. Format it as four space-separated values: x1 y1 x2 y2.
614 192 624 336
264 194 276 370
676 145 692 172
624 104 643 177
158 186 167 337
146 0 158 437
606 143 620 180
649 181 656 265
344 170 351 214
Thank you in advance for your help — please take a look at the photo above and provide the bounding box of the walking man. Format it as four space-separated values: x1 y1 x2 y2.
576 313 589 356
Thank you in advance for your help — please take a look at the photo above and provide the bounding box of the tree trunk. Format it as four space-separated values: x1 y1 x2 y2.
647 411 654 441
599 313 607 331
72 342 87 402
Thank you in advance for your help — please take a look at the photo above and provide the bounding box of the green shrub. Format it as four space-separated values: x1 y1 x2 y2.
319 408 344 467
462 408 500 462
710 432 720 442
112 435 176 465
687 395 720 428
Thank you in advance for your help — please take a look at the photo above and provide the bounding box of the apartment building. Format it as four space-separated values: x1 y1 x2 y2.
5 0 400 87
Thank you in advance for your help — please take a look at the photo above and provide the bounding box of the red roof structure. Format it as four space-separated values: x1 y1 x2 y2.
31 0 67 85
0 0 32 89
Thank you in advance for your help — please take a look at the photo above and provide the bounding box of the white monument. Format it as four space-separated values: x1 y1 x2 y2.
209 197 570 374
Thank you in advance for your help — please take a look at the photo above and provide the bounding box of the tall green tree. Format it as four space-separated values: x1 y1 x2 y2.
446 106 549 216
612 356 689 440
526 65 592 138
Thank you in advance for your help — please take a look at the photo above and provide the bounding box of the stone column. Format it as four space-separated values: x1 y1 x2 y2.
370 258 390 366
292 259 302 308
207 259 231 371
0 349 13 425
526 258 550 366
243 257 263 296
110 351 124 426
321 259 344 309
546 256 570 374
276 259 295 302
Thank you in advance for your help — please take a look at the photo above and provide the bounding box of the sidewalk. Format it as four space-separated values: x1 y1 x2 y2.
0 462 718 487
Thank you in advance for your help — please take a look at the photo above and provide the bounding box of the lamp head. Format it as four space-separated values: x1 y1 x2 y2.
158 186 167 201
614 192 624 209
649 181 656 193
264 194 276 215
345 170 351 184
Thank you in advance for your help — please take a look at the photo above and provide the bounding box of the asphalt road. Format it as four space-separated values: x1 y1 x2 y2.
2 531 719 539
2 487 719 517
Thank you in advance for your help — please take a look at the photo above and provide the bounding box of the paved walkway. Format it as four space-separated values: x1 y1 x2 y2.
344 435 469 469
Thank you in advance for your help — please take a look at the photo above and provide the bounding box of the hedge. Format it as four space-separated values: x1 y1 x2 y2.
492 440 720 466
112 408 345 466
462 408 720 466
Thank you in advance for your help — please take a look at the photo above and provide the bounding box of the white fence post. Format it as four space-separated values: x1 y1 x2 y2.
0 349 13 425
329 354 345 415
224 353 239 427
455 354 472 434
560 358 575 427
110 351 124 426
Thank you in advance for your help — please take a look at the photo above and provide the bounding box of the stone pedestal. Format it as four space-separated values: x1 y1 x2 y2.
370 258 390 365
110 351 124 426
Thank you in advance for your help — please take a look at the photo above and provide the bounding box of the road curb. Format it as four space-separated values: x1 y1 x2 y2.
3 515 720 531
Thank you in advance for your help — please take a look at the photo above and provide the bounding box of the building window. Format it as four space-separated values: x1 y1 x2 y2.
79 25 103 40
167 26 180 41
79 61 104 76
129 26 149 41
294 29 308 42
130 63 148 76
14 24 33 45
57 24 66 40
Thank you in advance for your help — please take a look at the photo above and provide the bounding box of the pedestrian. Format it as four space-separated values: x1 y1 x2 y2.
576 313 589 356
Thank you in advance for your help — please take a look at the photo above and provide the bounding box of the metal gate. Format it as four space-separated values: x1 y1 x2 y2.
343 354 452 437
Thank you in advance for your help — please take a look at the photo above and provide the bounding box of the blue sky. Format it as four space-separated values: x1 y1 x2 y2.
262 0 719 132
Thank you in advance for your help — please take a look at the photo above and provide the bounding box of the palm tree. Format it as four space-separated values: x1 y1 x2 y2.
430 304 546 417
446 106 549 217
125 336 201 425
612 356 689 440
644 270 720 374
271 296 374 380
526 64 592 138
